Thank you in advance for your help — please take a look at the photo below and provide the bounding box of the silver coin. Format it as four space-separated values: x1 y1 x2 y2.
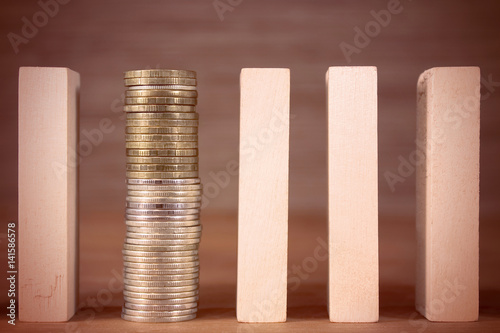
126 226 202 234
125 208 200 216
121 313 196 322
123 243 199 252
124 284 198 293
127 190 203 197
124 295 199 305
126 202 201 209
124 272 199 281
123 260 200 269
127 178 200 185
126 196 202 204
126 231 201 240
122 249 199 257
124 278 198 287
123 289 199 299
124 302 197 311
123 255 199 263
126 214 200 222
125 220 201 228
124 266 199 275
122 307 197 317
127 184 202 191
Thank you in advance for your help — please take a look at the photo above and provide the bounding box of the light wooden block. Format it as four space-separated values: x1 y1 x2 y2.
415 67 479 322
326 66 379 322
237 68 289 323
19 67 80 322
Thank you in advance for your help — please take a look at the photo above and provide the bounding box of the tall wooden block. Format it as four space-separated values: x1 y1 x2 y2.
237 68 289 323
19 67 80 322
326 66 379 322
416 67 480 322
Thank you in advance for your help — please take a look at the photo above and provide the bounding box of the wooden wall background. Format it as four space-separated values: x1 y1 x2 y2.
0 0 499 330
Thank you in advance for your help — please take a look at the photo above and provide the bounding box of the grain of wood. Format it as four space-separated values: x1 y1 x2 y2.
326 66 379 323
237 68 289 323
19 67 80 322
415 67 480 322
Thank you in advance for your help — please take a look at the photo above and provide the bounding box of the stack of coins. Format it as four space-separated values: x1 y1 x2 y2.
121 69 202 323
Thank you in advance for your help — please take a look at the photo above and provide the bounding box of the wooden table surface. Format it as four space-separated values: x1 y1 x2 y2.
0 0 499 331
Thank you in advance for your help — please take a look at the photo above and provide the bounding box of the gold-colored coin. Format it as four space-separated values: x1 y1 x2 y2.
127 190 202 197
125 134 198 142
124 77 196 86
125 142 197 149
126 127 197 134
126 149 198 157
125 97 197 105
124 69 196 79
126 90 197 98
126 112 198 120
126 156 198 164
124 105 196 113
126 164 198 172
126 171 199 179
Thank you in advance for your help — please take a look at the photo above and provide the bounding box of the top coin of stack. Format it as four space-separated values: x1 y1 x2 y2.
122 69 202 323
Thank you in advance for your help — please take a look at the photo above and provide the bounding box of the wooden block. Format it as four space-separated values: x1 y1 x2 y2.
19 67 80 322
415 67 479 322
326 66 379 322
237 68 289 323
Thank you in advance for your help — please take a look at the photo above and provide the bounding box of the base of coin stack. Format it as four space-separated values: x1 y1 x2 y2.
122 69 202 323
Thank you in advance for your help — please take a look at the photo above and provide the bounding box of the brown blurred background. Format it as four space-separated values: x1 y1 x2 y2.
1 0 499 331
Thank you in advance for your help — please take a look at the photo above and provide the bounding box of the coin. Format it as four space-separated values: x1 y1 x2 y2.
126 171 199 179
128 84 197 91
123 289 199 299
125 208 199 216
122 307 197 317
124 69 196 79
127 184 202 191
124 278 199 287
124 77 196 86
123 243 199 252
124 284 198 293
123 249 199 257
126 134 198 142
125 97 197 105
125 219 201 227
126 202 201 209
126 119 199 127
121 313 197 322
125 142 197 149
126 164 198 172
123 295 199 305
126 238 201 246
127 190 202 197
123 255 199 263
124 267 199 275
126 89 197 98
124 302 197 311
126 149 198 157
124 105 196 113
126 127 197 135
123 272 199 281
127 195 201 202
127 112 199 119
125 232 201 240
126 156 198 164
127 178 200 185
126 226 202 234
